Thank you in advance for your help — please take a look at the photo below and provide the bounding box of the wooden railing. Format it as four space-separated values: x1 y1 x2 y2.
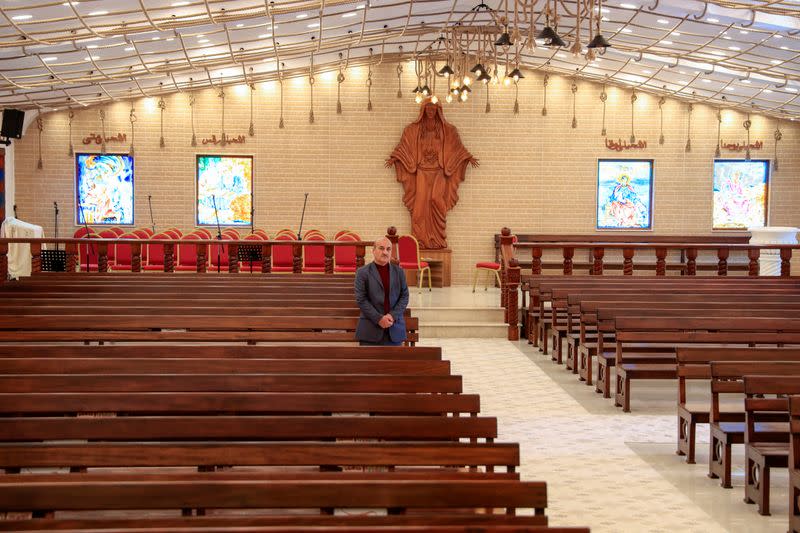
497 227 800 342
0 226 400 281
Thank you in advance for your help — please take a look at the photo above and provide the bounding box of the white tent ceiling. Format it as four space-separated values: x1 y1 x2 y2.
0 0 798 119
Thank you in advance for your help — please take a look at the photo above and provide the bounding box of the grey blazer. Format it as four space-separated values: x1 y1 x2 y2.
354 262 410 343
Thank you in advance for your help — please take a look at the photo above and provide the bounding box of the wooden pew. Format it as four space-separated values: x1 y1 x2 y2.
614 317 800 412
708 362 800 489
741 374 800 516
676 348 800 464
0 344 442 360
788 395 800 533
0 315 419 345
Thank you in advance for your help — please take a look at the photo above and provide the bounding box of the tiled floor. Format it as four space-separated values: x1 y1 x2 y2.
417 287 788 533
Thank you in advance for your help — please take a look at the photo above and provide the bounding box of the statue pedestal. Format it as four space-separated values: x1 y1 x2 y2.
748 226 798 276
404 248 451 287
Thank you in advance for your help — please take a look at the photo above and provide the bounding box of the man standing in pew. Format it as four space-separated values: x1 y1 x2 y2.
355 236 409 346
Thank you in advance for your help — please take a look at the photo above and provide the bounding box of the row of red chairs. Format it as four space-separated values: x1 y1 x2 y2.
72 227 361 273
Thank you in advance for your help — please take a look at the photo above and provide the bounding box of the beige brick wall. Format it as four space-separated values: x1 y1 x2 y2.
12 61 800 284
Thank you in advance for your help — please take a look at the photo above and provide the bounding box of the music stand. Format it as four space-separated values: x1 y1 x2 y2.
40 250 67 272
238 244 262 273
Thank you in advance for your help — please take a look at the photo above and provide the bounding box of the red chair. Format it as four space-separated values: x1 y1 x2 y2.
73 227 95 239
138 227 155 237
176 233 204 272
334 229 355 240
254 229 269 239
398 234 431 292
131 229 150 265
193 228 213 239
112 233 139 271
302 231 326 273
272 230 298 273
163 228 182 239
222 228 240 239
108 227 124 237
209 232 235 272
77 232 101 272
143 232 171 271
334 232 359 274
472 235 517 292
97 228 118 266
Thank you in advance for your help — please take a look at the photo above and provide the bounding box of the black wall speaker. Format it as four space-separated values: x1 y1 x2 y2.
1 109 25 139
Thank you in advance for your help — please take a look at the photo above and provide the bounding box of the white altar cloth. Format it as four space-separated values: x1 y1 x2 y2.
1 217 44 278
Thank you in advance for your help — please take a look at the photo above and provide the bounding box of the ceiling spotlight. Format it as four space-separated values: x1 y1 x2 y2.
421 84 431 96
495 30 513 47
469 63 485 76
438 64 454 76
587 33 611 48
460 84 472 93
537 26 566 47
478 71 492 83
508 68 524 81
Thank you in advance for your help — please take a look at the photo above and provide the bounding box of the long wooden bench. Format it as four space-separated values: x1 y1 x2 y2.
741 374 800 516
0 344 442 360
788 395 800 533
0 315 419 344
614 317 800 412
676 348 800 464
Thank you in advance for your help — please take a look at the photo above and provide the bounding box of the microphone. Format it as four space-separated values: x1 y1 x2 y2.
53 202 59 250
147 194 156 233
298 193 309 238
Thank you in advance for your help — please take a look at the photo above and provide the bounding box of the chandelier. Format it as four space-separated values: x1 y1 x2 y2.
409 0 611 105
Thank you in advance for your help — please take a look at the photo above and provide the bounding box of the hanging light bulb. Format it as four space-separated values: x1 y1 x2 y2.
460 91 468 102
415 93 423 104
431 95 439 104
438 64 454 77
503 74 512 87
508 68 524 82
478 71 492 84
463 74 472 86
421 84 431 96
451 86 460 96
470 63 485 77
445 93 453 103
491 69 500 85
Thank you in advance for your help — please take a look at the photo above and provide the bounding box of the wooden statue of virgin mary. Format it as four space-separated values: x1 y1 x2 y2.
385 97 479 249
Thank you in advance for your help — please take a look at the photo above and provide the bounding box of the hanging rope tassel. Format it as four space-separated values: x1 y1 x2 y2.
743 114 752 161
367 48 374 112
600 87 607 136
714 109 722 158
36 116 43 170
158 97 166 148
189 92 197 146
396 47 403 98
309 53 315 124
99 108 107 154
485 83 491 113
279 74 285 129
68 110 74 157
571 81 578 129
658 97 666 145
336 53 345 114
219 87 226 146
541 74 548 116
629 90 637 144
774 120 782 171
129 104 136 156
513 81 519 115
685 104 693 153
249 83 255 137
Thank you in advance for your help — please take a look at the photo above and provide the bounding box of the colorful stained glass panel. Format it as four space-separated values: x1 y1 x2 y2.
196 155 253 226
75 153 134 225
596 159 654 230
712 159 769 230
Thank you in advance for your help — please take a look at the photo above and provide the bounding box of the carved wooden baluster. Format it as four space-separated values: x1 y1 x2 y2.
65 242 78 272
31 242 42 274
386 226 399 264
356 245 366 268
686 247 697 276
592 247 604 276
562 247 574 275
717 247 729 276
0 242 7 282
622 248 634 275
261 243 272 274
531 247 542 275
499 227 515 309
747 248 760 277
196 243 208 274
506 258 521 341
228 243 240 274
164 243 175 273
655 247 667 276
781 248 792 277
292 243 302 274
324 244 334 274
97 242 109 273
130 242 141 273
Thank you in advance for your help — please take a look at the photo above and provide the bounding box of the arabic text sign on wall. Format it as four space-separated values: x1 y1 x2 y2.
605 138 648 152
201 134 246 145
82 133 127 145
719 140 763 152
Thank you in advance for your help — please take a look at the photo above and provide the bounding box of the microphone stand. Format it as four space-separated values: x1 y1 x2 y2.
250 207 255 235
212 195 222 274
297 193 309 239
77 201 92 272
53 202 59 251
12 204 17 218
147 195 156 234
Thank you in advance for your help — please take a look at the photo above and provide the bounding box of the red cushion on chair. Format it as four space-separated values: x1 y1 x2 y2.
400 261 428 269
476 261 501 270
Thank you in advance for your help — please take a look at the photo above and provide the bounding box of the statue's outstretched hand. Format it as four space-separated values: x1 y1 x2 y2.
385 157 396 168
469 157 480 168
